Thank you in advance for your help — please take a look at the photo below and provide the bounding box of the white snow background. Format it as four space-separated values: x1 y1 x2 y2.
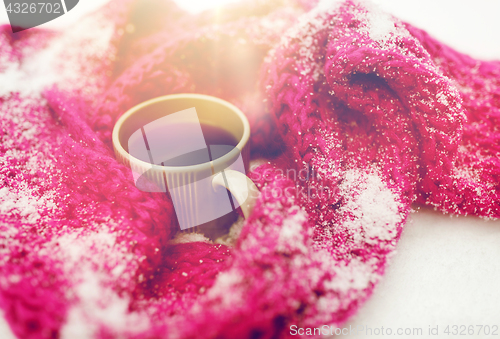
1 0 500 338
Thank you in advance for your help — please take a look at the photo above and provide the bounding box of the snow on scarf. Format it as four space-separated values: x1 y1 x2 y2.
0 0 498 338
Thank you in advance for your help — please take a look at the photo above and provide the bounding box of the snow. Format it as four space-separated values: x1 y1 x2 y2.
355 0 410 46
55 224 149 337
276 206 309 254
203 270 245 310
347 210 500 338
0 185 57 224
371 0 500 60
0 313 15 339
0 1 499 338
171 231 211 244
338 168 402 245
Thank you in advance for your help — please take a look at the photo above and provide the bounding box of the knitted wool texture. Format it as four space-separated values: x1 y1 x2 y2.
0 0 499 338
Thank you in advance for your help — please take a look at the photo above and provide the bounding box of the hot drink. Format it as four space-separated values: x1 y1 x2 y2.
128 121 239 166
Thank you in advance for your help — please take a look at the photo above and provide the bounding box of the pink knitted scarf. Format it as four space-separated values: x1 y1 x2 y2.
0 0 499 338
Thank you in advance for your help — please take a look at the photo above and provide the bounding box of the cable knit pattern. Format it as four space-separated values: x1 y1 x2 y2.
0 0 499 338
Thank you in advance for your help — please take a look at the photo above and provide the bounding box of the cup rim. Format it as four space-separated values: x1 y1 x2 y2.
112 93 250 173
